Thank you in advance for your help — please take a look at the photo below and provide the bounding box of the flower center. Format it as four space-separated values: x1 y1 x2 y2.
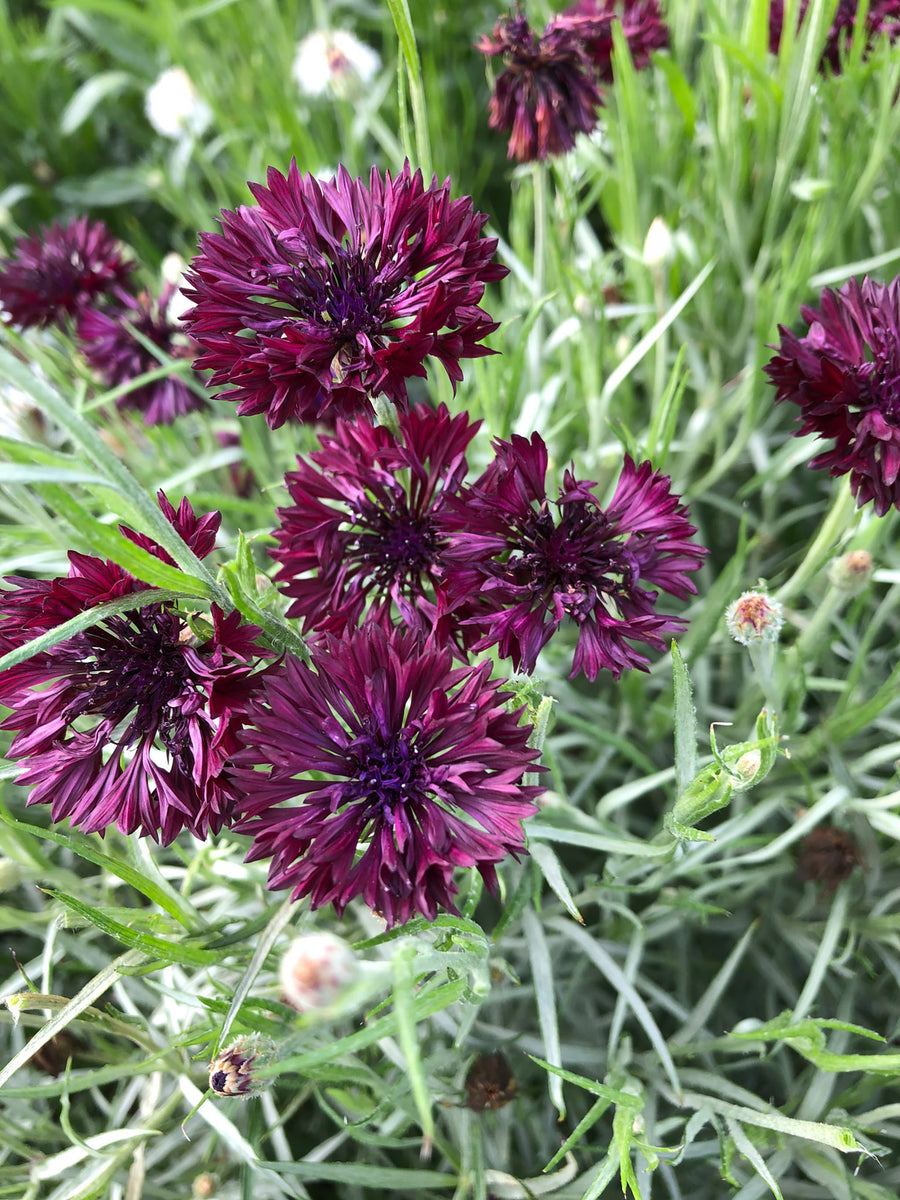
283 245 386 342
62 607 196 749
347 728 428 819
348 498 441 597
515 502 633 620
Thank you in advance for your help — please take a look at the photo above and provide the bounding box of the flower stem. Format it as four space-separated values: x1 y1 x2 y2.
776 477 858 605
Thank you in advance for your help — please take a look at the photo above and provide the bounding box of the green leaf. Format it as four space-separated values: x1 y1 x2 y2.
392 944 435 1152
523 907 565 1117
0 812 198 931
44 890 222 966
59 70 134 134
0 589 196 676
529 842 583 924
672 641 698 795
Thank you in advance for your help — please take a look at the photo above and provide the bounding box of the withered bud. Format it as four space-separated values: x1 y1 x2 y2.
465 1051 517 1112
796 825 860 895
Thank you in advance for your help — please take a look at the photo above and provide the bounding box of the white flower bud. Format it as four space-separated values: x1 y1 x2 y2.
292 30 380 100
145 67 212 140
642 217 674 271
279 932 357 1011
827 548 874 595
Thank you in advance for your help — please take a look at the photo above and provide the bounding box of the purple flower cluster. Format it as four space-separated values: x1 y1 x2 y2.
769 0 900 72
477 1 668 162
271 415 706 682
0 217 202 426
0 162 708 929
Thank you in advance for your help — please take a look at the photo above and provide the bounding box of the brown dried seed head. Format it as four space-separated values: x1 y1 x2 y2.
465 1051 517 1112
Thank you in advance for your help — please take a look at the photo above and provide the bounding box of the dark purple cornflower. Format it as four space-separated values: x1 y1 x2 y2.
559 0 669 80
442 434 707 681
769 0 900 72
0 494 270 843
765 276 900 515
477 9 608 162
182 162 507 428
77 285 206 426
0 216 134 330
233 624 543 929
270 404 478 645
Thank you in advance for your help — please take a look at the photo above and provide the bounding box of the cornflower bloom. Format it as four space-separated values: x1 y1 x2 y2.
0 217 133 330
764 276 900 515
0 494 270 843
559 0 669 80
442 434 707 680
270 404 478 644
77 285 206 426
234 624 543 929
769 0 900 72
477 8 608 162
182 162 507 427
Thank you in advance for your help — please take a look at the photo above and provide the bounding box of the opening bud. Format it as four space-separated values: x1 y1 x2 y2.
208 1035 274 1099
725 590 784 645
279 932 357 1011
827 548 874 595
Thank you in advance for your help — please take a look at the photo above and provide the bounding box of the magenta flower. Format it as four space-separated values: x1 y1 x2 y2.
77 285 206 426
765 276 900 515
769 0 900 72
0 495 270 843
477 9 607 162
233 625 543 928
270 404 479 646
559 0 668 80
442 434 707 680
0 216 134 330
182 162 507 428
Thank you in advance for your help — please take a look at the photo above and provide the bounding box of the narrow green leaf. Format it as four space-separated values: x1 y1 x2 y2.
0 589 193 675
529 842 583 923
528 1057 641 1110
727 1119 784 1200
672 641 698 796
550 919 681 1101
265 977 468 1076
392 944 435 1152
44 890 221 966
59 69 133 134
0 949 145 1089
255 1161 457 1188
523 908 564 1118
0 812 198 931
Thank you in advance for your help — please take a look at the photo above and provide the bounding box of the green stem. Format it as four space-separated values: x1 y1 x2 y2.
528 160 548 394
776 477 859 605
385 0 432 176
